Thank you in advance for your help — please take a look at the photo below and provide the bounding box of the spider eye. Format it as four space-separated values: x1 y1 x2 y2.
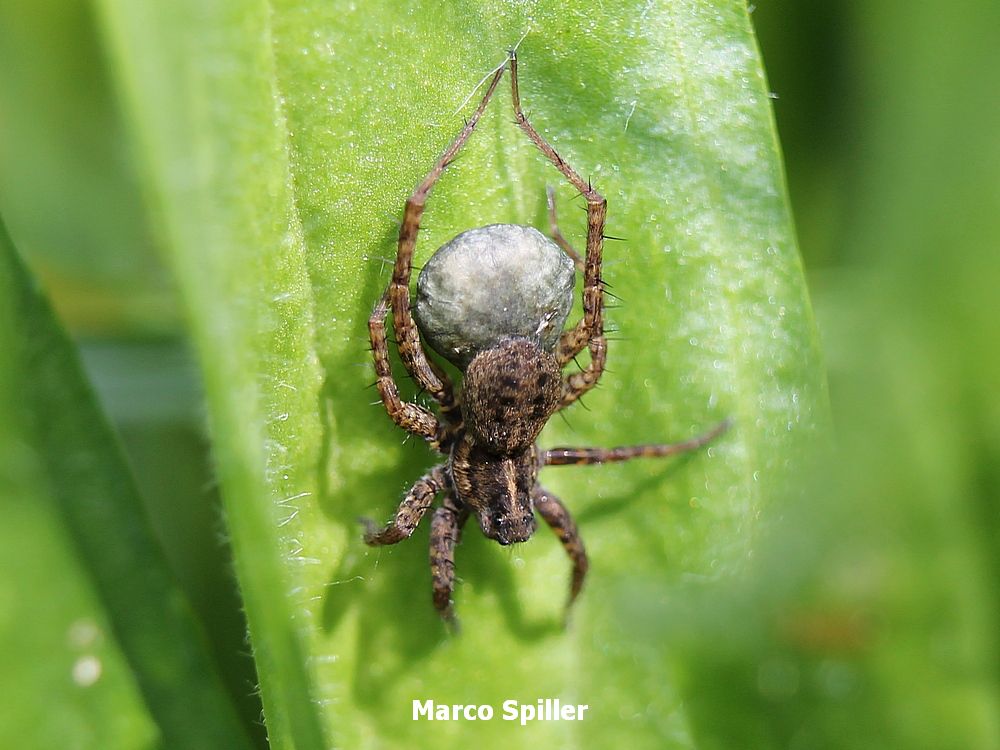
486 508 537 546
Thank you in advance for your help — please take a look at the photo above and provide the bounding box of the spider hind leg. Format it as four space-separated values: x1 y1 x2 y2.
382 63 508 426
507 50 608 406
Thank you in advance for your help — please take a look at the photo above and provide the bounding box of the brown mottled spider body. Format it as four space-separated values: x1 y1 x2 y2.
363 51 728 624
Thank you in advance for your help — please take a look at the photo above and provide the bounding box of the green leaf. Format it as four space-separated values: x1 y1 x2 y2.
94 1 825 748
0 219 255 749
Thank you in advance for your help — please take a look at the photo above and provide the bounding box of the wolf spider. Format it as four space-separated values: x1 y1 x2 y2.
363 51 728 624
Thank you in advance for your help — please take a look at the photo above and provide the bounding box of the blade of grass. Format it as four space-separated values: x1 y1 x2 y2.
0 218 255 749
93 2 329 748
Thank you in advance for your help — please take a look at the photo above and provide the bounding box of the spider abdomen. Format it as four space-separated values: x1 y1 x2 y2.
462 337 562 454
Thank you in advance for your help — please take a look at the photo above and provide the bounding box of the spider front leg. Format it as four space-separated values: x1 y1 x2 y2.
387 63 508 425
429 494 469 624
508 50 608 409
362 465 447 545
533 487 589 611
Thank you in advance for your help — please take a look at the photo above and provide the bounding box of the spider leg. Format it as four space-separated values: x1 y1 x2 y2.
508 51 607 407
362 465 447 545
541 419 731 466
546 185 584 272
368 293 443 447
533 487 588 611
388 63 508 425
429 493 469 624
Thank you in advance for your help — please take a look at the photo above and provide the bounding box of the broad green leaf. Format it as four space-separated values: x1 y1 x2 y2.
0 219 255 749
95 1 825 748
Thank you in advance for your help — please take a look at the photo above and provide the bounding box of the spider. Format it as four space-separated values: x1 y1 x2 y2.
363 50 728 624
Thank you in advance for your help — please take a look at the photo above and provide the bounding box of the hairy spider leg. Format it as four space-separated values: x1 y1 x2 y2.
541 419 732 466
508 50 608 408
383 63 509 426
430 494 469 624
367 293 443 446
533 420 730 611
362 464 448 544
533 487 589 611
546 185 584 272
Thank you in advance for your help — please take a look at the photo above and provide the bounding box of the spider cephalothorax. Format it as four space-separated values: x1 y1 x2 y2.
362 51 728 624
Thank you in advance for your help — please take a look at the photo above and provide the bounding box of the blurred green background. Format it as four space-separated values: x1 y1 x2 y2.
1 0 997 748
